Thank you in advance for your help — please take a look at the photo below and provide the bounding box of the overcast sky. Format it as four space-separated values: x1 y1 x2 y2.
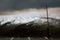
0 0 60 16
0 0 60 11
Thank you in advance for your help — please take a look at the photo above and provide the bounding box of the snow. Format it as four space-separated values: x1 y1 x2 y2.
0 15 42 25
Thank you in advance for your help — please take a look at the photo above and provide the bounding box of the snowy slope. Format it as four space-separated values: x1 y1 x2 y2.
0 15 60 26
0 16 42 25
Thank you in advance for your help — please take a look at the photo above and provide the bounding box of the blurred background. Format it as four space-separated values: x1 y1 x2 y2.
0 0 60 40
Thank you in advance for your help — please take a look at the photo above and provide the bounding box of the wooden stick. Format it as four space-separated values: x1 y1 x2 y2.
27 37 30 40
44 37 49 40
10 37 14 40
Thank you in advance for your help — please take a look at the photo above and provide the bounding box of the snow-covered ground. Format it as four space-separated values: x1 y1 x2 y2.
0 8 60 25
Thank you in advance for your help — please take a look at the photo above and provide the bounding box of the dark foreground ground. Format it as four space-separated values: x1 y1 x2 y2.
0 28 60 38
0 37 60 40
0 24 60 40
0 28 60 40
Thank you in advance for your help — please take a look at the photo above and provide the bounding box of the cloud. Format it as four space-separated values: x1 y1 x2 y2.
0 0 60 11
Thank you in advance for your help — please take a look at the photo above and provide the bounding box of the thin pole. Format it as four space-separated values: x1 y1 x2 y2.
45 2 50 40
46 3 49 25
46 4 50 39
